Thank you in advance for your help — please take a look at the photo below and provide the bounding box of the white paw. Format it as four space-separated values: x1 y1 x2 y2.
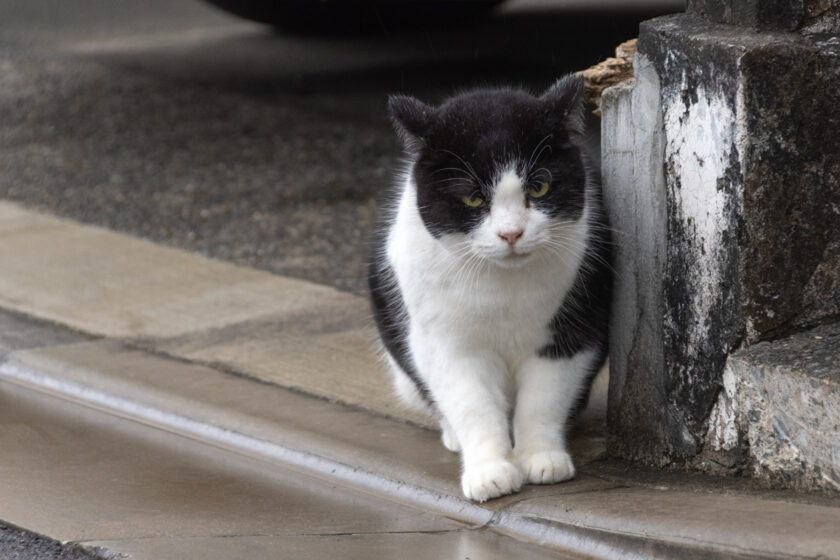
461 458 523 502
517 450 575 485
441 425 461 452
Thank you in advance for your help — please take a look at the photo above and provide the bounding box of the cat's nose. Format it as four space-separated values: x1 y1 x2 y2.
498 229 523 246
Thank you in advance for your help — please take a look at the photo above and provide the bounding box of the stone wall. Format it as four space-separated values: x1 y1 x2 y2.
601 7 840 487
687 0 840 32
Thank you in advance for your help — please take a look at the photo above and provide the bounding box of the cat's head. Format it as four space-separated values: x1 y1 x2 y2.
388 75 589 268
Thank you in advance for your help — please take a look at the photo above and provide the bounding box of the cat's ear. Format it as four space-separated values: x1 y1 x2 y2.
388 95 435 151
540 74 585 134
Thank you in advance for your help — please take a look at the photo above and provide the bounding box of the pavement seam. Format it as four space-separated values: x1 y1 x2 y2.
125 336 436 431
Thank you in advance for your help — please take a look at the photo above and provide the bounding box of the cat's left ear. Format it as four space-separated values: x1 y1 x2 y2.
540 74 585 134
388 95 435 152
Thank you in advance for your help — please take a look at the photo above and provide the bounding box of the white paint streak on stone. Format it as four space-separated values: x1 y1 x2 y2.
663 76 738 352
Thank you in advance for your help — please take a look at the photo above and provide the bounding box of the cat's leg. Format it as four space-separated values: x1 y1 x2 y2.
439 417 461 452
414 342 521 502
512 350 595 485
387 354 460 452
387 354 435 417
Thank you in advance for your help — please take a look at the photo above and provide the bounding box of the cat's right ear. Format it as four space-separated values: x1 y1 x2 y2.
388 95 434 152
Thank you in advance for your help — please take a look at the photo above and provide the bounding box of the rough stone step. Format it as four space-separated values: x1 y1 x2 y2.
706 322 840 492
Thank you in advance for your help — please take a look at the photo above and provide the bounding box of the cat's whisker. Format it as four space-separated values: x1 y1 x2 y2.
531 167 553 185
525 134 554 174
549 236 613 269
440 149 483 185
425 177 475 188
544 237 615 276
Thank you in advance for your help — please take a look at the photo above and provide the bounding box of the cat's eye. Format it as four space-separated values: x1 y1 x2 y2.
462 193 484 208
528 182 550 199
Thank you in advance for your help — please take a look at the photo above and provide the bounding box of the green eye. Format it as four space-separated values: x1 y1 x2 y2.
462 193 484 208
528 182 550 198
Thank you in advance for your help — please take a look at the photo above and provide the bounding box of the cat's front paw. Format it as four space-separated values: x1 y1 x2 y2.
461 458 523 502
516 450 575 485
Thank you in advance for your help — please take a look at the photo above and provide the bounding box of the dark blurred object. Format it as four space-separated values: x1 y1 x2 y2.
203 0 505 32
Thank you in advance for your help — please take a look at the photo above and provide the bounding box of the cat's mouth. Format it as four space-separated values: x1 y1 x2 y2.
493 248 535 268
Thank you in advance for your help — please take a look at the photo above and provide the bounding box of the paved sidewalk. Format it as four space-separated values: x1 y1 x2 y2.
1 202 839 559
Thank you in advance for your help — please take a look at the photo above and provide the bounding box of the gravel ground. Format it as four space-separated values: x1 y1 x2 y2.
0 523 104 560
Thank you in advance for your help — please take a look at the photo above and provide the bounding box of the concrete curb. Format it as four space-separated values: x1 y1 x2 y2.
1 339 839 559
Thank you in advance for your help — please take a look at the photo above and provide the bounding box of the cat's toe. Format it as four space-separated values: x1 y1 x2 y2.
518 450 575 485
461 459 523 502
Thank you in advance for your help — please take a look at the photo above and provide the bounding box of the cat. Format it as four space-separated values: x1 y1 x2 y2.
367 75 612 502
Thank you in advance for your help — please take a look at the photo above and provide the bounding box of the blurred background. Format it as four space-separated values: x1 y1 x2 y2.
0 0 684 294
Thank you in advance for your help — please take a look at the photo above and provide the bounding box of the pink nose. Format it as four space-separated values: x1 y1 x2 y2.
498 229 523 246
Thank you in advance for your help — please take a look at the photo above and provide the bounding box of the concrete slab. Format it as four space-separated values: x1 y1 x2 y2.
504 486 840 559
0 201 410 425
0 201 359 339
150 310 431 428
706 322 840 491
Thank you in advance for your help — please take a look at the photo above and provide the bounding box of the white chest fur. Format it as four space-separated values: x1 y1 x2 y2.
386 178 588 365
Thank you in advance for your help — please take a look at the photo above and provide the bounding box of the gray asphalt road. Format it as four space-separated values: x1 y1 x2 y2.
0 0 682 295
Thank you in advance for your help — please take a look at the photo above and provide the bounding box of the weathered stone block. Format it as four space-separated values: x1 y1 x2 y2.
688 0 806 31
602 13 840 468
705 322 840 491
687 0 840 32
602 72 679 463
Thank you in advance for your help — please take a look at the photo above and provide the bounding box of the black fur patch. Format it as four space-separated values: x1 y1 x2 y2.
367 218 434 407
538 185 613 416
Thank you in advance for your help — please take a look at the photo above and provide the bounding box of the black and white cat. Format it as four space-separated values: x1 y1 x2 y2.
368 75 612 502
